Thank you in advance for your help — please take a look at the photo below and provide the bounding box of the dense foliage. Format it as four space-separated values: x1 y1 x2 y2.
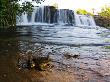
98 7 110 18
0 0 45 27
76 9 93 15
94 6 110 28
76 7 110 28
94 15 110 28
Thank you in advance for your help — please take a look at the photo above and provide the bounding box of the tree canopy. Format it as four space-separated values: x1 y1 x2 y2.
0 0 45 27
95 6 110 28
98 6 110 18
76 9 93 16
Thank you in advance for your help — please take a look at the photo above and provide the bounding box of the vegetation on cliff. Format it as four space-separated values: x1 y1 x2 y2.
76 6 110 28
76 9 93 15
95 6 110 28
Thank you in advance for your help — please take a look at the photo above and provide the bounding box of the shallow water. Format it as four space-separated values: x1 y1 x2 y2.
0 25 110 82
16 26 110 45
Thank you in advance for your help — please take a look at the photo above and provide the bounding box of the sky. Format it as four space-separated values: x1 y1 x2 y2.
22 0 110 13
40 0 110 13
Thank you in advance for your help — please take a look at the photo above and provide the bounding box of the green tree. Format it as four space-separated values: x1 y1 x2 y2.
0 0 45 27
95 6 110 28
76 9 93 15
98 6 110 18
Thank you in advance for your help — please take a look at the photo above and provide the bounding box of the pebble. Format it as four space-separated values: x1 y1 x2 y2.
3 74 7 78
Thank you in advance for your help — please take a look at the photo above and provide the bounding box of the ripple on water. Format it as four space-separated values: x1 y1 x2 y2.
0 26 110 82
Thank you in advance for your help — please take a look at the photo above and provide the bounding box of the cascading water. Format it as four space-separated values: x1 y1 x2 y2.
35 7 44 23
55 9 74 25
16 6 53 26
31 7 37 24
16 6 97 27
57 9 68 24
74 12 96 27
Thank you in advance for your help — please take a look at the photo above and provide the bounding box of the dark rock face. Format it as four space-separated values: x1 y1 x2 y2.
26 6 75 25
46 6 57 23
34 6 57 23
67 10 75 25
94 15 110 28
35 7 43 22
54 9 75 25
27 14 32 22
44 6 57 23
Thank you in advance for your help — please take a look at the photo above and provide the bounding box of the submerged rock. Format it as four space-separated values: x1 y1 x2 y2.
33 55 51 71
17 52 51 71
64 52 80 59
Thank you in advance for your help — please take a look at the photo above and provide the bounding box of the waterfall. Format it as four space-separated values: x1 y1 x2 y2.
56 9 74 25
74 12 96 27
31 7 37 24
19 6 56 26
58 9 68 24
16 6 97 27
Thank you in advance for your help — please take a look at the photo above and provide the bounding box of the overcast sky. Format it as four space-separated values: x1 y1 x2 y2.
22 0 110 13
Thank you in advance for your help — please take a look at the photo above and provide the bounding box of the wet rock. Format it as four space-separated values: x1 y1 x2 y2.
64 52 80 59
39 63 50 71
26 50 33 55
8 43 11 46
33 55 51 71
18 50 36 69
17 52 51 71
72 54 80 58
3 74 7 78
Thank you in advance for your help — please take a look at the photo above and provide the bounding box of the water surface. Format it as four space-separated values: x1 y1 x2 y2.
0 26 110 82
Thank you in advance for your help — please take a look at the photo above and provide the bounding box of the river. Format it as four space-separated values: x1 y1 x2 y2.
0 25 110 82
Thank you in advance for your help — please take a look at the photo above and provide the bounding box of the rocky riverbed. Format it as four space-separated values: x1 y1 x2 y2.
0 26 110 82
0 40 110 82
